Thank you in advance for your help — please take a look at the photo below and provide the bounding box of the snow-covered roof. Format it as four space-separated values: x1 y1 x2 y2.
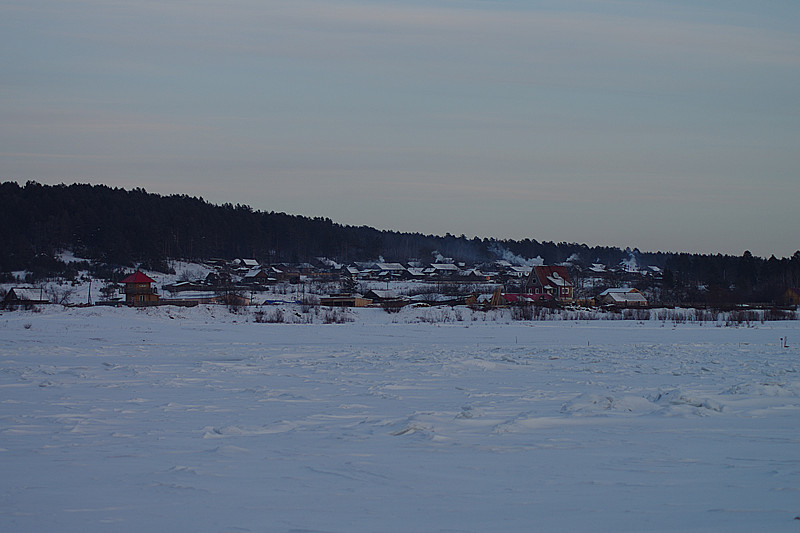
374 263 406 271
431 263 459 271
546 272 572 287
6 288 47 301
366 290 399 299
605 292 647 303
598 288 638 296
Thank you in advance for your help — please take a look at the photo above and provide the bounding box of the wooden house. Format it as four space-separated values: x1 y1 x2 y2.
525 265 574 303
243 268 271 285
320 294 372 307
120 270 160 305
3 287 49 307
783 288 800 306
597 288 648 307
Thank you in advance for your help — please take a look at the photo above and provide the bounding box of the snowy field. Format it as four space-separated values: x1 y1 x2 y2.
1 306 799 532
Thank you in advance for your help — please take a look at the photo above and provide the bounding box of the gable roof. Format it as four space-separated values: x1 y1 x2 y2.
374 262 406 271
530 265 573 288
5 288 48 302
598 287 640 296
603 291 647 303
244 268 268 278
121 270 156 284
365 289 400 300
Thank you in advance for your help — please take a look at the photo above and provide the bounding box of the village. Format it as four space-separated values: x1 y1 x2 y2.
5 252 800 318
0 254 661 310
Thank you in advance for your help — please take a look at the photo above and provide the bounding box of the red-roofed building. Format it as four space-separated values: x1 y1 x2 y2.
525 265 574 303
121 270 160 305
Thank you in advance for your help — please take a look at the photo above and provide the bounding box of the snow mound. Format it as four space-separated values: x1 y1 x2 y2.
649 389 723 413
723 381 800 397
560 393 655 416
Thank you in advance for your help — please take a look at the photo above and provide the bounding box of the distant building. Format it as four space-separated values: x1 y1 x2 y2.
597 288 648 307
320 295 372 308
525 266 574 303
120 270 160 305
233 259 260 268
783 288 800 306
3 287 49 307
364 289 400 302
242 268 271 285
373 263 407 274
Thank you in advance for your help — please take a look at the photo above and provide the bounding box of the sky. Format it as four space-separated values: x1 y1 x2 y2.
2 0 798 258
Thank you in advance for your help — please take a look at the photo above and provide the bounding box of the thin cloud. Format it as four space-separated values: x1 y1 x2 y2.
22 1 798 68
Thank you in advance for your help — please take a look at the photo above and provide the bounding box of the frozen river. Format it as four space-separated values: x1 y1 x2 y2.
1 306 799 532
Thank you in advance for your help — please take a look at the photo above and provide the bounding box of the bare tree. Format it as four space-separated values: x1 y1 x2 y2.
45 285 75 305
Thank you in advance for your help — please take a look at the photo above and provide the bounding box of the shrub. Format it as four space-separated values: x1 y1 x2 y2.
254 308 285 323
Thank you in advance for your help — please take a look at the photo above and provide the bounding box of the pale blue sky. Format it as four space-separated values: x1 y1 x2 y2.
2 0 798 258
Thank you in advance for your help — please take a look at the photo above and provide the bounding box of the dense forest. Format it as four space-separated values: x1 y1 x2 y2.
2 181 799 304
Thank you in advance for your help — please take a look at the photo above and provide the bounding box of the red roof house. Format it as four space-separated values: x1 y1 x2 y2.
525 265 574 302
121 271 156 284
121 270 159 305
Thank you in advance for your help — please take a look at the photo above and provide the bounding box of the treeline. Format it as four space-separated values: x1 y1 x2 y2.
1 181 799 304
0 181 651 269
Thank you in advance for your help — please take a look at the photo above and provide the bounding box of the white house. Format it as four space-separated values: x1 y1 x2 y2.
597 288 648 307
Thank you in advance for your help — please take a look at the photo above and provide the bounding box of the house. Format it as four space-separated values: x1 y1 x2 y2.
268 266 300 283
364 289 400 302
3 287 49 307
320 294 372 307
507 266 533 278
373 263 407 274
460 269 492 282
162 281 207 293
783 288 800 306
120 270 160 305
597 288 648 307
233 258 260 269
365 289 408 309
430 263 459 272
242 268 271 285
205 271 232 288
405 267 427 279
525 265 574 303
424 263 461 280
